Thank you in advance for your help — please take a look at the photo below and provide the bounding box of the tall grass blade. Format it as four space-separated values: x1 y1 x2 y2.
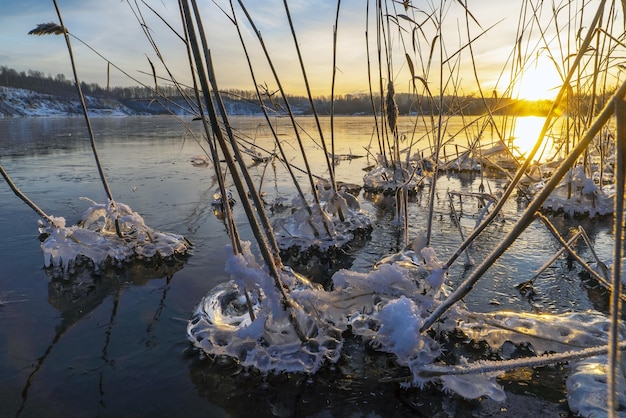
608 98 626 416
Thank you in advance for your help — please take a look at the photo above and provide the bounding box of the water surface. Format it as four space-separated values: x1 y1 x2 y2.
0 115 613 417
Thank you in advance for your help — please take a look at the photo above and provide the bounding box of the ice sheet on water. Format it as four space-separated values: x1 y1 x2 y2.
272 186 371 252
40 198 190 273
567 355 626 417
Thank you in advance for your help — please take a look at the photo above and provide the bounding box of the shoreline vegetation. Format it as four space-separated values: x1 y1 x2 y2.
0 65 561 117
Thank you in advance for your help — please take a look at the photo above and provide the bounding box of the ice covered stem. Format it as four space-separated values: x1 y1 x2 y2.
181 0 306 341
608 98 626 415
420 342 626 379
413 343 626 403
30 2 118 234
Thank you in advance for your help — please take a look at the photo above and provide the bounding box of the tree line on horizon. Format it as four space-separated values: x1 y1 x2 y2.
0 64 559 116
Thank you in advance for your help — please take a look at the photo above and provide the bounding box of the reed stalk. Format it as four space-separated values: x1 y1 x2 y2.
180 0 305 341
515 229 583 292
537 214 620 298
0 165 55 225
29 2 114 205
365 1 386 166
329 0 341 188
226 0 312 217
282 0 337 191
417 341 626 379
28 2 125 237
235 0 334 239
608 97 626 417
447 192 472 266
189 0 281 257
178 5 242 255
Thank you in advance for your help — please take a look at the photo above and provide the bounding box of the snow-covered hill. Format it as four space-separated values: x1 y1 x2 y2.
0 86 136 117
0 85 292 117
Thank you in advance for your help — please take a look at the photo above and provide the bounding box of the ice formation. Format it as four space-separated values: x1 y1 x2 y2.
188 238 626 412
272 186 371 254
188 238 454 380
40 198 190 274
567 355 626 417
362 161 422 194
533 165 614 217
456 310 626 415
187 241 343 374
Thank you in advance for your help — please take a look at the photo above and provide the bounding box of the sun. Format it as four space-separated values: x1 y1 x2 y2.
514 55 562 101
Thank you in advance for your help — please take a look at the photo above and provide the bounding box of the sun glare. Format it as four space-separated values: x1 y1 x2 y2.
511 116 552 160
514 56 562 101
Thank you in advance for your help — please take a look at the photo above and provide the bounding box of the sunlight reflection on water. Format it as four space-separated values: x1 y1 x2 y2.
510 115 559 162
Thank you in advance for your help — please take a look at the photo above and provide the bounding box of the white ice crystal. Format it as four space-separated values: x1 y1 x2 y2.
539 165 614 217
39 198 190 273
272 187 371 253
363 162 422 194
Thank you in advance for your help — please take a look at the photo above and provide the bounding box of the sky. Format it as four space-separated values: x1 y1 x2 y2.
0 0 606 100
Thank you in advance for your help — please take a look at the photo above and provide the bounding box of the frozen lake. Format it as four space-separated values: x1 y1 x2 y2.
0 115 616 417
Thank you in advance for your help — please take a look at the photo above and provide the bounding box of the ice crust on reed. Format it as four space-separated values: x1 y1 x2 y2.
40 198 190 273
272 187 371 252
187 238 453 380
362 160 422 194
534 165 614 217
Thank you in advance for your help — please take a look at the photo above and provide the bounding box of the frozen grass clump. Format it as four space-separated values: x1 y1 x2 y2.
533 165 614 217
362 162 422 195
272 188 371 255
39 198 190 274
187 239 454 385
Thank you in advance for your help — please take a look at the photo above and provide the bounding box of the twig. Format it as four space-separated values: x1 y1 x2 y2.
0 164 55 225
